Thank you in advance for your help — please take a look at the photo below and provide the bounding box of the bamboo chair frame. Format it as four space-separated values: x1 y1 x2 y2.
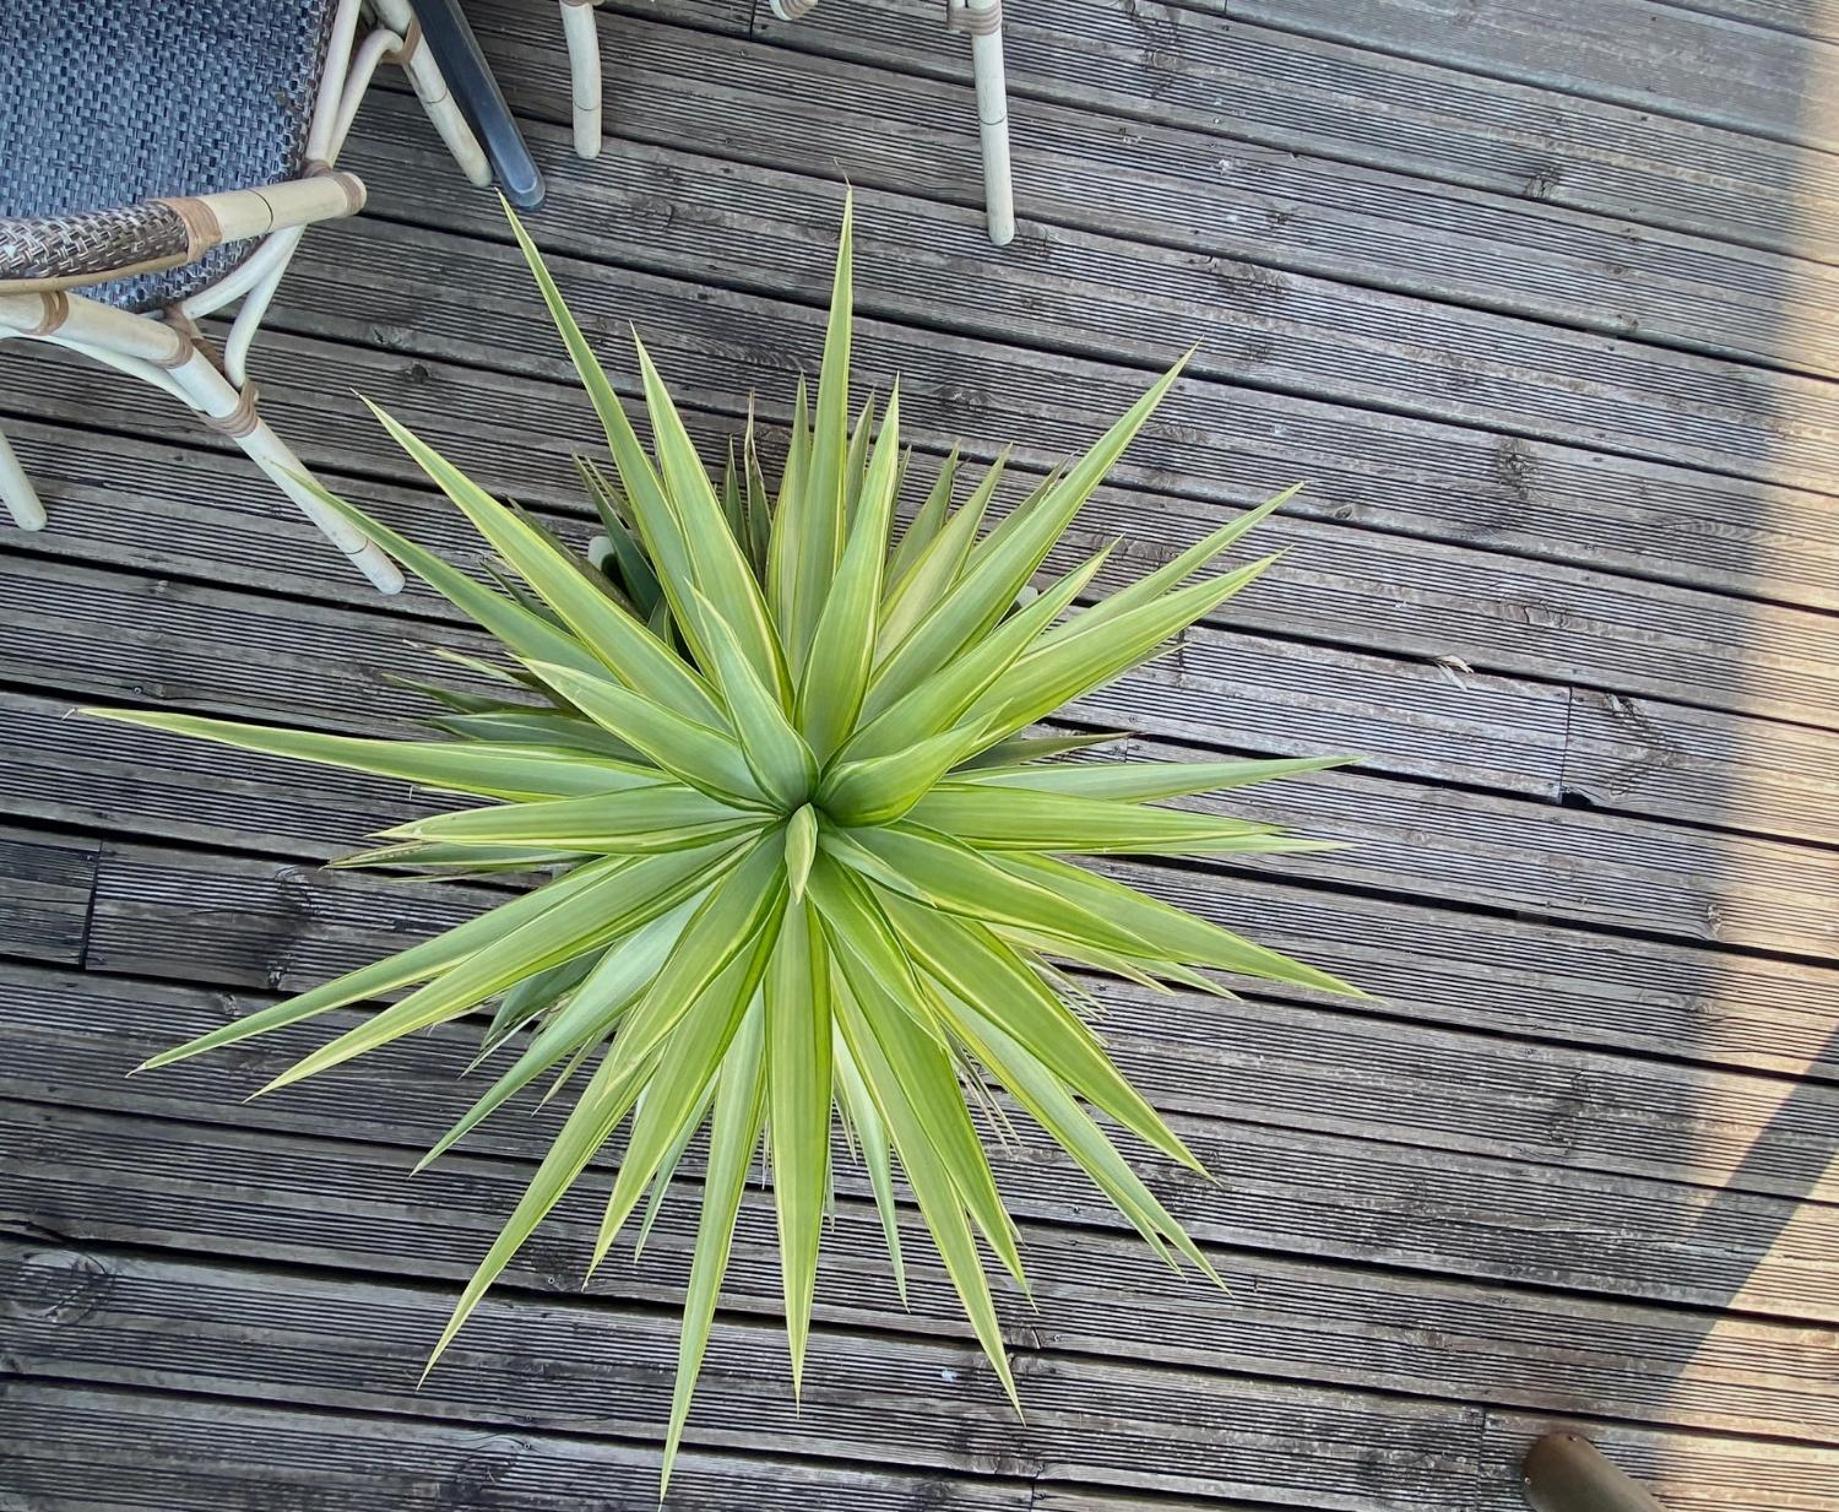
559 0 1016 240
769 0 1016 244
0 0 500 594
560 0 607 158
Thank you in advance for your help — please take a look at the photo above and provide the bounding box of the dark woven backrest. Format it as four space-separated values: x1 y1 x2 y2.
0 0 340 312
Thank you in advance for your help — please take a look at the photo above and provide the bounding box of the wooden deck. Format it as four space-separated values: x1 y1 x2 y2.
4 0 1839 1506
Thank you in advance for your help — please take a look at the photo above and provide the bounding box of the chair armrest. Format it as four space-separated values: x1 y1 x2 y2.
0 172 366 296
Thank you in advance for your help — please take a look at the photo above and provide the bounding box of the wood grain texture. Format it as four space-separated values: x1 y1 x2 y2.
1471 1410 1839 1512
7 408 1836 854
732 0 1839 267
0 1384 1031 1512
21 317 1839 763
299 219 1839 629
17 680 1839 1044
1561 686 1839 847
346 84 1839 485
18 169 1839 628
0 830 95 968
437 10 1839 511
0 548 1575 802
5 1095 1837 1446
1214 0 1839 155
14 914 1839 1324
3 1 1836 1505
14 871 1839 1199
12 705 1839 1082
7 662 1839 979
0 1241 1490 1508
9 1240 1833 1510
1658 0 1834 39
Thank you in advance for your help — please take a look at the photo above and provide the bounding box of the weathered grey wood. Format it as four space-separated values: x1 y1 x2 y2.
32 140 1826 620
1473 1410 1839 1512
0 830 94 967
194 270 1827 624
374 19 1839 513
21 354 1839 787
0 1383 1032 1512
15 1235 1834 1507
9 417 1837 855
55 783 1839 1084
0 554 464 736
7 1096 1837 1444
732 0 1839 268
1561 687 1839 848
1131 1430 1835 1512
3 545 1817 983
0 1242 1489 1508
1213 0 1839 155
1199 742 1839 951
13 393 1839 860
1661 0 1830 39
20 863 1839 1204
1 7 1834 1502
14 306 1839 767
0 693 449 856
9 648 1838 971
1046 1415 1838 1512
336 114 1839 688
13 951 1839 1271
0 424 493 615
0 547 1574 800
19 892 1839 1322
270 222 1839 629
28 194 1839 680
343 88 1839 493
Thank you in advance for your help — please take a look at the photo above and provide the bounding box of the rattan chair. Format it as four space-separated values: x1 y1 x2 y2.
0 0 506 593
770 0 1015 244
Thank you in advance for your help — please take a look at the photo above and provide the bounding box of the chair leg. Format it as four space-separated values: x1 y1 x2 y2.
372 0 492 186
955 0 1016 246
163 353 404 594
560 0 604 159
0 292 402 591
235 411 405 594
0 423 47 530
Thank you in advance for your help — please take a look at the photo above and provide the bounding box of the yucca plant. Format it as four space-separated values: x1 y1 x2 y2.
92 198 1359 1487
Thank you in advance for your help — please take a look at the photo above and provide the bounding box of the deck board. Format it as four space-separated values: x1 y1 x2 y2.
1210 0 1839 153
0 831 95 968
13 1098 1839 1444
397 17 1839 500
45 826 1839 1078
11 673 1839 979
12 950 1839 1224
16 288 1839 619
735 0 1839 264
0 1384 1035 1512
3 0 1837 1506
1667 0 1835 39
6 1237 1836 1508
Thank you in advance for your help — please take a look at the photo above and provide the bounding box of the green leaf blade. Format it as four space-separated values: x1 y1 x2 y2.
764 900 832 1393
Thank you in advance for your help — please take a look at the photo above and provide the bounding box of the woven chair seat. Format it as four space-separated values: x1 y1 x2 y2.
0 0 339 312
